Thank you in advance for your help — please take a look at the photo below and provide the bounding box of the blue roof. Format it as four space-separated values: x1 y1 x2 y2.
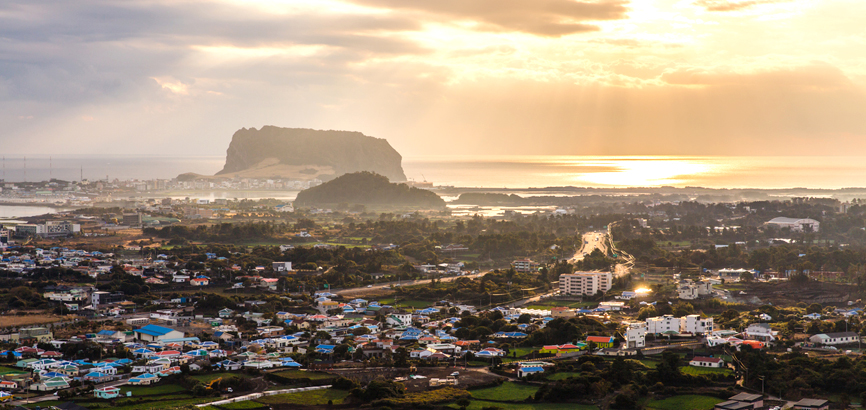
135 324 176 337
521 367 544 372
97 330 115 336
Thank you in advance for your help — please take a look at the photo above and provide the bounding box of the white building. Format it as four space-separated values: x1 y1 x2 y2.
689 356 724 368
677 279 713 300
809 332 859 346
559 271 612 296
624 322 647 348
682 315 714 335
744 323 776 342
766 217 820 232
646 315 680 335
512 259 538 273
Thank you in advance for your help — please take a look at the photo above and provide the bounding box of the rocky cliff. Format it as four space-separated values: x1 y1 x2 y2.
216 126 406 181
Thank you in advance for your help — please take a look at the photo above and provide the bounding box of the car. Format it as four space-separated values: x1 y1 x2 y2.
450 372 459 377
366 285 372 288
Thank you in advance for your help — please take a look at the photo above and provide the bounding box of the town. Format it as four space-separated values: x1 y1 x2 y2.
0 191 864 410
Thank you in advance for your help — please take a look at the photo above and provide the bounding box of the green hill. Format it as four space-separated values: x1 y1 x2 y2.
294 172 446 209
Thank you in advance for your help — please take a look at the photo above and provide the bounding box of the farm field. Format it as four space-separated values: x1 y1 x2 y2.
450 400 598 410
681 366 733 376
255 388 350 406
645 394 724 410
470 382 539 402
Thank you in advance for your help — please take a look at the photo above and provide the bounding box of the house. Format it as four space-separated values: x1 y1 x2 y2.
94 386 121 399
0 381 18 390
689 356 724 368
682 315 714 334
809 332 859 346
792 398 829 410
190 277 209 286
517 366 545 378
129 373 160 385
714 401 755 410
803 313 822 320
550 307 575 318
724 393 763 409
133 324 184 342
511 259 538 273
272 261 292 272
219 308 234 318
387 313 412 327
744 323 776 342
586 336 614 348
624 322 647 348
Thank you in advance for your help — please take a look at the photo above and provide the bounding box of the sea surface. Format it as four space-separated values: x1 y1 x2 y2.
0 205 75 219
4 155 866 190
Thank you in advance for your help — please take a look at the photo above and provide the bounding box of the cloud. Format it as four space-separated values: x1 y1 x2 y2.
343 0 631 37
693 0 791 12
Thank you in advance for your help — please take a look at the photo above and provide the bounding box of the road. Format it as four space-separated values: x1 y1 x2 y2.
332 271 488 297
568 229 634 278
568 231 607 263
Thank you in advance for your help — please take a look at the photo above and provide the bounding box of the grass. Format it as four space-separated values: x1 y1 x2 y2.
271 369 334 380
471 382 540 402
255 388 350 405
190 372 249 383
547 372 581 380
0 365 26 375
449 400 597 410
377 298 431 309
510 347 539 357
219 401 269 409
680 366 733 376
121 384 188 396
645 394 724 410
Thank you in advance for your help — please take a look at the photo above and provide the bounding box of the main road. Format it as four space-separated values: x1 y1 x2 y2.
568 229 634 278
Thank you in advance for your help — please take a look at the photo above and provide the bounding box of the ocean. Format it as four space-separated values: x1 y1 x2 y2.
3 155 866 190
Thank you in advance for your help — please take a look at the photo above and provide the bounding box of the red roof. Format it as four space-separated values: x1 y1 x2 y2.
692 356 722 363
586 336 613 343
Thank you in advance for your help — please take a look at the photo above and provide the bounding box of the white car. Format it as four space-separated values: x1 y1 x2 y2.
450 372 459 377
366 285 372 288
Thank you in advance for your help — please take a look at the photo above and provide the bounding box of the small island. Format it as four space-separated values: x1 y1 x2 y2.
294 172 446 210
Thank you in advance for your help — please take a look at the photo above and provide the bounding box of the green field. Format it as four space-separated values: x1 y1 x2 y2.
680 366 733 376
645 394 723 410
190 372 250 383
122 384 188 396
471 382 540 402
255 388 350 405
377 298 431 308
522 300 596 309
219 401 269 409
450 400 598 410
271 369 334 380
546 372 581 380
0 365 26 375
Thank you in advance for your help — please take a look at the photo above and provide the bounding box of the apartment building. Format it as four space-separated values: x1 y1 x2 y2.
559 271 612 296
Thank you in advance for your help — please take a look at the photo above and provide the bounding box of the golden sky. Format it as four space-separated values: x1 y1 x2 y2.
2 0 866 157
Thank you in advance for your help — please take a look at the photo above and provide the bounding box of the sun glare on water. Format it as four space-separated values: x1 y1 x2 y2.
567 157 717 187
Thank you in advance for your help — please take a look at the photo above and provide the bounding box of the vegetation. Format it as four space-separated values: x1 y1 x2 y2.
295 172 446 209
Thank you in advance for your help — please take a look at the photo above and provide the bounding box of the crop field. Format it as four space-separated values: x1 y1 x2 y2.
470 382 539 402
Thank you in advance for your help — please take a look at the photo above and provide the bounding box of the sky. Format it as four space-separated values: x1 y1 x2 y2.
2 0 866 158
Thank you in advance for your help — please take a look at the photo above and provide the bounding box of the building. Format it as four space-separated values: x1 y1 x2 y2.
123 213 143 226
809 332 859 346
689 356 724 368
792 399 829 410
550 307 575 318
511 259 539 273
133 324 184 342
624 322 646 348
766 217 820 232
682 315 714 335
586 335 614 348
18 327 53 342
677 279 713 300
14 221 80 238
723 393 763 409
559 271 612 296
646 315 680 335
272 261 292 272
744 323 776 342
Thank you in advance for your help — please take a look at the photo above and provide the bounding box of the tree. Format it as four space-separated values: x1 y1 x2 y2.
456 397 471 410
739 271 753 282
